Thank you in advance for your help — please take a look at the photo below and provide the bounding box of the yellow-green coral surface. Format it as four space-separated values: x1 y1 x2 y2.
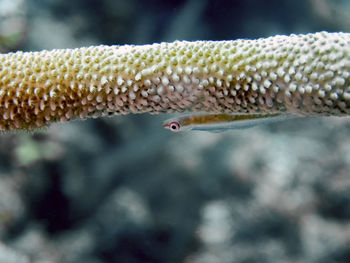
0 31 350 130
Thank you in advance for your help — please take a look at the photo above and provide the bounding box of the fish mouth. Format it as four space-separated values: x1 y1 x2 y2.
162 122 170 129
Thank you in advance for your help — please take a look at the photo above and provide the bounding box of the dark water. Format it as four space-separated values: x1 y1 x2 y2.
0 0 350 262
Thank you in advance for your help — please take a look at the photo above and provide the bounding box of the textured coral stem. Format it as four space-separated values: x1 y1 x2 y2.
0 31 350 131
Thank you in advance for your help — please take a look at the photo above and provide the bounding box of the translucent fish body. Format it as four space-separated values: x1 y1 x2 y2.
163 113 296 132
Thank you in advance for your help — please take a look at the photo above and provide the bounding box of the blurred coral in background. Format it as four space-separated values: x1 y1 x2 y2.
1 0 350 262
0 0 26 52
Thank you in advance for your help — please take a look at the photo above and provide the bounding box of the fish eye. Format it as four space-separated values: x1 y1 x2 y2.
169 121 180 132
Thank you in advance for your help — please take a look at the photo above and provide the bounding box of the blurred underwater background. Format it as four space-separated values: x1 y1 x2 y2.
1 0 350 262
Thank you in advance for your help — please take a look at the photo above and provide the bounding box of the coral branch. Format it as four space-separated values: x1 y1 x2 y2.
0 31 350 130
